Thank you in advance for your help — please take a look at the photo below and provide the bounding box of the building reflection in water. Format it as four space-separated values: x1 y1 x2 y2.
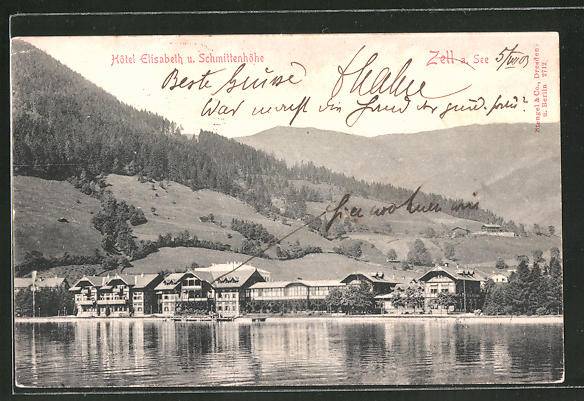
14 319 564 387
247 321 346 384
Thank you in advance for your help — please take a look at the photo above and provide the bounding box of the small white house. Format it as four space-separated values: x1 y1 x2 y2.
490 273 509 283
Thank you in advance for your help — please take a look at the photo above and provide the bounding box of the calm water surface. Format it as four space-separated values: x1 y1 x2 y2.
15 319 564 387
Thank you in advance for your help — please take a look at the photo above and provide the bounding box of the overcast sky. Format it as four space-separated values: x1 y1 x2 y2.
18 33 559 138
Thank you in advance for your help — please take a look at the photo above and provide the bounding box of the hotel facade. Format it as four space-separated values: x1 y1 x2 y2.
248 280 345 300
69 273 163 317
68 263 487 317
154 271 215 315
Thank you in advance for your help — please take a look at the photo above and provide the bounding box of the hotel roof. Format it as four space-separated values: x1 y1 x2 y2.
108 273 161 289
15 277 68 289
71 273 161 290
193 263 265 289
418 266 483 283
71 275 107 289
154 272 189 291
341 272 401 285
249 280 345 289
210 269 259 289
154 271 212 291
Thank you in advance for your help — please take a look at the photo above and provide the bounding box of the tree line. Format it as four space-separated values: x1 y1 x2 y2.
482 248 562 315
14 286 75 317
230 218 277 244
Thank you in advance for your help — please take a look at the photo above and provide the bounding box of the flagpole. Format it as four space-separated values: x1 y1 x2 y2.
31 270 37 317
32 287 35 317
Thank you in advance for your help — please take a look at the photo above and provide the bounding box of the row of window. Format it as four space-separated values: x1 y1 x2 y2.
310 287 337 296
100 306 128 312
430 288 451 294
251 287 338 298
99 294 129 300
217 291 238 299
180 291 207 299
217 304 238 311
183 279 202 287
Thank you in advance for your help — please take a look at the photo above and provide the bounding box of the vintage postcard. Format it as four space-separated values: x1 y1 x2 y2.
11 32 563 388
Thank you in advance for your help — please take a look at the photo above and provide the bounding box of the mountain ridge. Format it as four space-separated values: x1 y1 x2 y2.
238 124 562 228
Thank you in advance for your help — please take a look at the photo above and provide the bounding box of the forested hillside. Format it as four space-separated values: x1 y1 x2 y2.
12 39 511 228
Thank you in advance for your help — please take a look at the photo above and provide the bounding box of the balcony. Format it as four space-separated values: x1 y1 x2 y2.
97 298 129 305
182 286 202 293
77 299 95 305
180 297 209 302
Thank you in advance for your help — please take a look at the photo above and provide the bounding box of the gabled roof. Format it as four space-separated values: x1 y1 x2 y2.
192 270 214 284
39 277 68 288
418 266 482 283
112 274 161 289
194 265 264 289
212 270 256 289
341 272 401 285
489 271 513 278
155 272 188 291
15 276 69 289
71 275 107 288
71 273 161 290
393 283 409 291
154 270 210 291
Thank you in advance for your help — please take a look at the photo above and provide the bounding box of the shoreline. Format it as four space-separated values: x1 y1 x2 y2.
15 314 564 324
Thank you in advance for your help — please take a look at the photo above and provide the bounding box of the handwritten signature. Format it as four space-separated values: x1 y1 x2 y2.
324 45 472 127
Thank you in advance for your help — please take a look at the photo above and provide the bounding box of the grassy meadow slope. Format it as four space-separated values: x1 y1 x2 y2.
105 174 333 252
125 247 420 282
15 174 559 283
346 233 560 266
13 176 102 264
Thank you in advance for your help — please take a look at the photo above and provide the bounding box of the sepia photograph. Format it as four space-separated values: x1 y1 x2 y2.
11 32 563 388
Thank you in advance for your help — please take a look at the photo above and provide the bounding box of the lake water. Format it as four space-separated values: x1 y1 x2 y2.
14 318 564 387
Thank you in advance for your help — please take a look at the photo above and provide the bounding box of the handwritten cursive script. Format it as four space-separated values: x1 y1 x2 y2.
324 186 479 234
